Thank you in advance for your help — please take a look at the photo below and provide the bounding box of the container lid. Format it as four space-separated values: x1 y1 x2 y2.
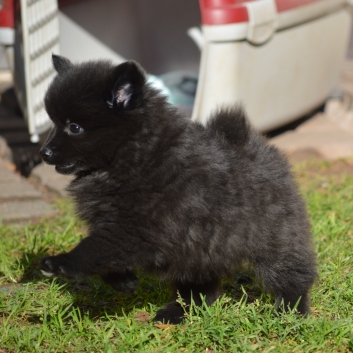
200 0 346 25
200 0 348 44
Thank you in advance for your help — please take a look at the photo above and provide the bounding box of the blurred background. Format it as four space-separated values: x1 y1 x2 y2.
0 0 353 176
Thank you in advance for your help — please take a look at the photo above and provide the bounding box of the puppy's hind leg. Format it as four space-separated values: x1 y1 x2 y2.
154 278 222 324
256 255 317 315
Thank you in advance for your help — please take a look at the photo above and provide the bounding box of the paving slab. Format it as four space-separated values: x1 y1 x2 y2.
270 107 353 161
31 162 72 197
0 158 57 223
0 180 43 200
0 200 56 223
296 113 340 133
271 128 353 159
0 165 21 182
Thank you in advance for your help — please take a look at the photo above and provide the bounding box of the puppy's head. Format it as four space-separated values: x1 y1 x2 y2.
40 55 147 175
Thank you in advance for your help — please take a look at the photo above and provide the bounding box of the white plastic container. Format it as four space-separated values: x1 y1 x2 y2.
192 0 352 131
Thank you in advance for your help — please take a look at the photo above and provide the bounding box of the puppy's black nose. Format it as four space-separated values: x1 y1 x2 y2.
40 147 53 160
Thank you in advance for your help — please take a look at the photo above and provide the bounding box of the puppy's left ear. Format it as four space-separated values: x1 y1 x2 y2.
52 54 73 74
109 61 146 110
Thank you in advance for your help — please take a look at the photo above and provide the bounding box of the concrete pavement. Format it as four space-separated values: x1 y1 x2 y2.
31 162 72 197
270 100 353 163
0 157 57 223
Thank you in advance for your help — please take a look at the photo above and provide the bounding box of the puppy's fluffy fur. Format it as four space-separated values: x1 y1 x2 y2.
40 55 317 324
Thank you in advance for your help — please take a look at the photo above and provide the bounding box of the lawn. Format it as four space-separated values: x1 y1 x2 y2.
1 158 353 352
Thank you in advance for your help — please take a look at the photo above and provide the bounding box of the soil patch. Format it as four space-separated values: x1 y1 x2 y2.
293 157 353 189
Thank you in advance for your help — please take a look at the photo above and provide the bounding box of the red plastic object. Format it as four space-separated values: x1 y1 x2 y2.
0 0 14 28
199 0 320 25
200 0 250 24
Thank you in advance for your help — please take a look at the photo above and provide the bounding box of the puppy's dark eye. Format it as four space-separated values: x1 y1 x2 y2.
69 123 83 135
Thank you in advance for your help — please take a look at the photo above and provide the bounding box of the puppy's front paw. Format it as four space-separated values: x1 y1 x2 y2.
40 255 81 280
40 256 66 277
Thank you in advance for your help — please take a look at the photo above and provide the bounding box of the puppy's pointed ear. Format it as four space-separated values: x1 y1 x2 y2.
52 54 72 74
108 61 146 110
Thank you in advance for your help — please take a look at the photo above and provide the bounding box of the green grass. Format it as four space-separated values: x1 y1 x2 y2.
1 159 353 352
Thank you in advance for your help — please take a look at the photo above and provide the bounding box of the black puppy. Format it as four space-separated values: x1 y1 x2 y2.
40 55 317 324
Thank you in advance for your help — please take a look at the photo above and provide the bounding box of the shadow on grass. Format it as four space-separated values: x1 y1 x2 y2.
17 248 50 283
15 248 171 320
16 248 266 322
68 274 172 319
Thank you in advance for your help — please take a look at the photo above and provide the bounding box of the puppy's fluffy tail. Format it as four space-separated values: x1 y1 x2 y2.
206 106 251 147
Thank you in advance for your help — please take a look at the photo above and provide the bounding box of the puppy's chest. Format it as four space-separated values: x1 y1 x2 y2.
69 174 157 222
